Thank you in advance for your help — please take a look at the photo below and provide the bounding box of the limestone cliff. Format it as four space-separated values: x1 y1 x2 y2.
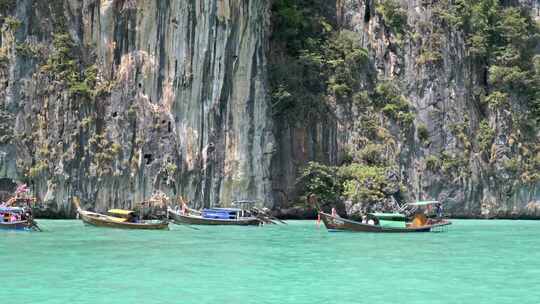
269 0 540 218
0 0 273 216
337 0 540 218
0 0 538 218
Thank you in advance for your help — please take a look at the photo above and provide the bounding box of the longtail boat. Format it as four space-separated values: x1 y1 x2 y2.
73 197 169 230
0 184 40 231
168 207 261 226
0 207 39 231
319 201 451 233
320 212 451 233
167 199 266 226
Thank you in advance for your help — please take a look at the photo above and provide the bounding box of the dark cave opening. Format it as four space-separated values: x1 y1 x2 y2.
144 154 153 165
364 1 371 23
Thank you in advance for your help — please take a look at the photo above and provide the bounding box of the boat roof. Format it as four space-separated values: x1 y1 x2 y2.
0 207 24 213
108 209 135 215
408 200 440 206
232 200 257 205
368 212 407 219
204 208 241 212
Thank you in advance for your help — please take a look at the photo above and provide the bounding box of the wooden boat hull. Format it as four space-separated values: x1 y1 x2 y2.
168 209 260 226
320 212 451 233
79 211 169 230
0 220 32 231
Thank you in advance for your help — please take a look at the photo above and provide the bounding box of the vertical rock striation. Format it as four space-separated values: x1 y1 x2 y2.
0 0 273 215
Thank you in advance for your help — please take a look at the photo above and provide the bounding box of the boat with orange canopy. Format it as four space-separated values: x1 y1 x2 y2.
319 201 451 233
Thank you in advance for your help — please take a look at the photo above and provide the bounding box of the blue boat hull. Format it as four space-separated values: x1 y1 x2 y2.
0 220 32 231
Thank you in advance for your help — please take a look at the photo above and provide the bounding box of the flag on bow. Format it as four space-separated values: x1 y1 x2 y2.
15 184 29 195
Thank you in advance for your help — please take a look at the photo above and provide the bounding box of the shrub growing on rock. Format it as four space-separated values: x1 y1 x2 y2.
417 123 430 144
375 0 408 36
478 120 495 155
298 161 404 213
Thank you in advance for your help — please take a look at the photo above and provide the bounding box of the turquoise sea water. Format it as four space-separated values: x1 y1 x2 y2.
2 220 540 304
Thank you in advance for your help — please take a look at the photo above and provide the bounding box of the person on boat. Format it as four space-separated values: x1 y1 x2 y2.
361 215 367 224
127 213 134 223
23 210 31 221
436 203 443 218
181 201 190 215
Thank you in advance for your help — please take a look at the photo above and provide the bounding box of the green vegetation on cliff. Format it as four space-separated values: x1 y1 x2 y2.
435 1 539 121
297 161 404 212
272 0 418 212
270 0 369 120
289 0 539 213
375 0 408 37
430 0 540 184
270 0 416 126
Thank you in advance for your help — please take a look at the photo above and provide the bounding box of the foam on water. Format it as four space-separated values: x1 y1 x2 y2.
1 220 540 304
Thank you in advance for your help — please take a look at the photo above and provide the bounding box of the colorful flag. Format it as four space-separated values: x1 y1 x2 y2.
15 184 29 194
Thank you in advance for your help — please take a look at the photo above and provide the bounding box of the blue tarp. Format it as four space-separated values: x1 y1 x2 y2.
207 208 241 212
0 207 24 213
202 208 238 219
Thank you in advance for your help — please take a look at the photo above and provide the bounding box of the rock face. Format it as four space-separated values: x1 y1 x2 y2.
0 0 273 216
0 0 538 218
298 0 540 218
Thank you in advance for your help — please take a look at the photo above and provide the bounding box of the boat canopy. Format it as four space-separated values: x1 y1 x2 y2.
106 216 127 223
0 207 24 213
232 200 257 206
202 208 239 220
368 212 407 220
204 208 241 213
408 200 439 206
108 209 135 215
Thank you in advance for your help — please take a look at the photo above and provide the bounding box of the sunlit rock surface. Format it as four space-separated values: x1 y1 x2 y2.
0 0 537 218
